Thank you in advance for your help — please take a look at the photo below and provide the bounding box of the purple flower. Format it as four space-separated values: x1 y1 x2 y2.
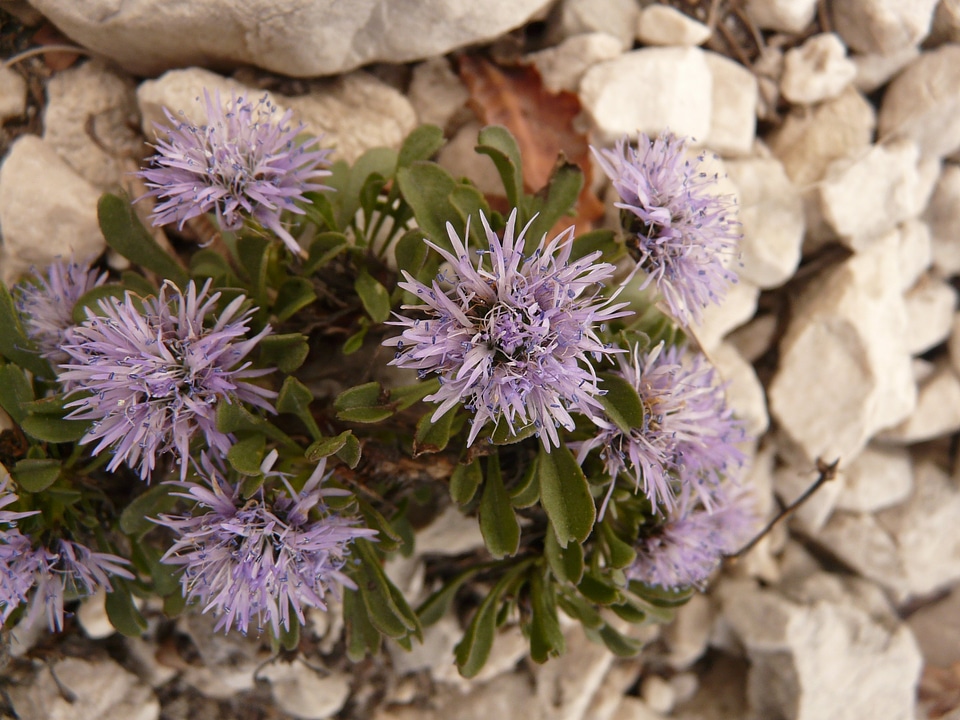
15 258 107 367
156 453 377 636
0 475 41 623
136 90 332 257
627 481 757 591
385 209 631 449
592 133 740 325
574 343 746 515
60 280 276 481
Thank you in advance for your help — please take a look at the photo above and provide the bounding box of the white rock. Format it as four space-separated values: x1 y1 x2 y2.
879 44 960 158
437 121 505 198
768 86 876 186
8 657 159 720
774 460 845 534
725 156 803 287
527 32 623 94
663 593 715 670
29 0 553 77
258 661 350 720
0 135 105 285
903 274 957 355
781 33 857 105
745 0 816 33
768 234 916 465
534 624 615 720
895 219 932 292
636 5 711 47
137 67 258 135
124 635 180 688
835 445 913 513
641 676 676 714
583 663 645 720
414 503 486 557
811 512 906 595
0 65 27 122
551 0 639 51
721 582 922 720
373 673 543 720
703 52 758 157
608 698 668 720
407 57 469 130
852 45 920 94
580 47 713 144
727 312 777 363
949 314 960 376
930 0 960 44
710 342 769 437
906 585 960 668
690 279 760 351
879 361 960 443
77 588 116 639
44 60 140 189
924 163 960 276
833 0 938 54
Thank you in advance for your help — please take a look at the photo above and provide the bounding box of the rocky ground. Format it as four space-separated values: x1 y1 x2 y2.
2 0 960 719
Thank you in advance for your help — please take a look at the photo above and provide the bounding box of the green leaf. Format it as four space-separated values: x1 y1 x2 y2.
279 614 301 651
545 530 584 585
97 193 189 288
557 591 604 630
353 539 421 640
393 229 429 276
20 414 88 443
0 282 51 378
344 587 382 661
335 433 362 469
509 456 540 509
358 172 389 229
120 483 178 536
12 458 60 492
276 376 321 439
334 382 393 423
628 581 696 608
338 147 398 228
357 500 403 552
609 602 646 624
475 125 523 209
490 419 538 446
596 623 644 658
398 124 445 168
570 229 619 262
354 269 391 324
448 185 491 247
529 569 565 664
577 572 619 605
303 231 349 273
302 191 339 233
416 568 477 627
0 363 34 424
342 319 369 356
396 162 458 247
305 431 353 462
525 162 584 244
389 376 440 412
597 372 646 434
600 520 637 569
236 235 271 301
413 406 457 456
258 333 309 373
105 578 148 637
538 443 596 548
226 434 266 476
449 459 482 506
273 277 316 322
71 284 130 323
479 454 520 559
189 248 235 281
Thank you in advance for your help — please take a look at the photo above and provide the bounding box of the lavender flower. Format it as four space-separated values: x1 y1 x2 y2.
0 476 41 623
575 343 746 515
626 482 757 590
60 280 276 481
137 90 332 257
385 209 631 449
157 453 377 636
15 258 107 367
592 133 740 326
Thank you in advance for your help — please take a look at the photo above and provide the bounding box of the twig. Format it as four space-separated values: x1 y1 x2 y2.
2 45 92 69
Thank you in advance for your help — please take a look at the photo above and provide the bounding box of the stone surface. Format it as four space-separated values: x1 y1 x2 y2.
774 459 846 534
663 593 716 671
690 279 760 351
551 0 639 51
726 156 803 288
878 44 960 158
437 121 505 198
852 45 920 94
527 33 623 94
258 661 351 720
924 163 960 276
77 588 116 639
414 504 486 557
580 47 713 144
721 581 922 720
727 313 778 363
768 233 916 465
711 341 769 438
745 0 816 33
0 135 105 285
374 673 543 720
583 661 644 720
903 274 957 355
407 57 469 130
703 52 758 157
0 65 27 122
895 220 932 291
781 33 856 105
907 585 960 668
534 624 616 720
30 0 554 78
9 657 160 720
950 313 960 376
879 361 960 443
636 5 711 47
833 0 938 55
835 445 913 514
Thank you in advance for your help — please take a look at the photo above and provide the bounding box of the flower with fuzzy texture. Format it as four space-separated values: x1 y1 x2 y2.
15 258 107 367
60 280 276 481
385 209 631 449
136 90 332 257
592 133 740 325
574 342 746 515
626 481 757 590
156 453 377 637
0 476 41 623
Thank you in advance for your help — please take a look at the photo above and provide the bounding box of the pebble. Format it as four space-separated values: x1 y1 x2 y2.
710 341 769 437
832 0 939 55
894 220 933 292
0 65 27 122
852 45 920 94
925 163 960 275
635 5 711 47
835 445 913 514
902 275 957 356
690 279 760 351
744 0 817 33
527 32 623 94
781 33 856 105
703 52 758 157
551 0 639 51
879 361 960 444
407 57 469 130
258 661 351 720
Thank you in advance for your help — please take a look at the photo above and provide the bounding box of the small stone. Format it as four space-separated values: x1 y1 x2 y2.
77 588 116 639
703 52 758 157
879 361 960 443
879 44 960 158
663 593 715 670
413 503 486 557
745 0 817 33
949 314 960 376
895 219 932 291
906 585 960 668
690 279 760 351
726 156 803 287
0 135 105 285
636 5 711 47
0 65 27 122
774 460 846 534
641 676 676 714
727 313 778 363
437 121 506 198
258 661 351 720
583 661 643 720
527 33 623 94
903 274 957 355
852 45 920 94
833 0 938 55
551 0 639 51
930 0 960 44
534 623 616 720
607 698 668 720
924 163 960 275
374 673 543 720
407 57 469 130
781 33 857 105
815 512 904 593
835 445 913 514
711 342 769 438
580 47 713 144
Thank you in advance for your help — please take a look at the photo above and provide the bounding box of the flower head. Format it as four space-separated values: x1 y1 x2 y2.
60 280 276 481
575 342 746 514
0 475 41 623
592 133 740 325
137 89 332 257
156 453 377 636
15 258 107 367
385 209 631 449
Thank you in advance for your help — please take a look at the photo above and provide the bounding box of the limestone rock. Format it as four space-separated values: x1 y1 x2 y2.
727 313 778 363
663 593 716 671
0 65 27 122
437 121 505 198
711 341 769 438
580 47 713 144
77 588 116 639
726 156 803 287
774 459 846 534
745 0 816 33
414 503 486 557
949 313 960 376
636 5 711 47
373 673 543 720
527 33 623 94
0 135 105 285
534 623 616 720
852 45 920 94
816 511 905 594
930 0 960 44
835 445 912 513
768 234 916 465
703 52 758 157
258 661 350 720
781 33 857 105
30 0 554 77
903 274 957 355
9 657 159 720
833 0 938 55
878 44 960 158
551 0 639 51
879 361 960 443
895 219 932 292
583 662 645 720
906 585 960 668
924 163 960 276
408 57 469 130
690 278 760 351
